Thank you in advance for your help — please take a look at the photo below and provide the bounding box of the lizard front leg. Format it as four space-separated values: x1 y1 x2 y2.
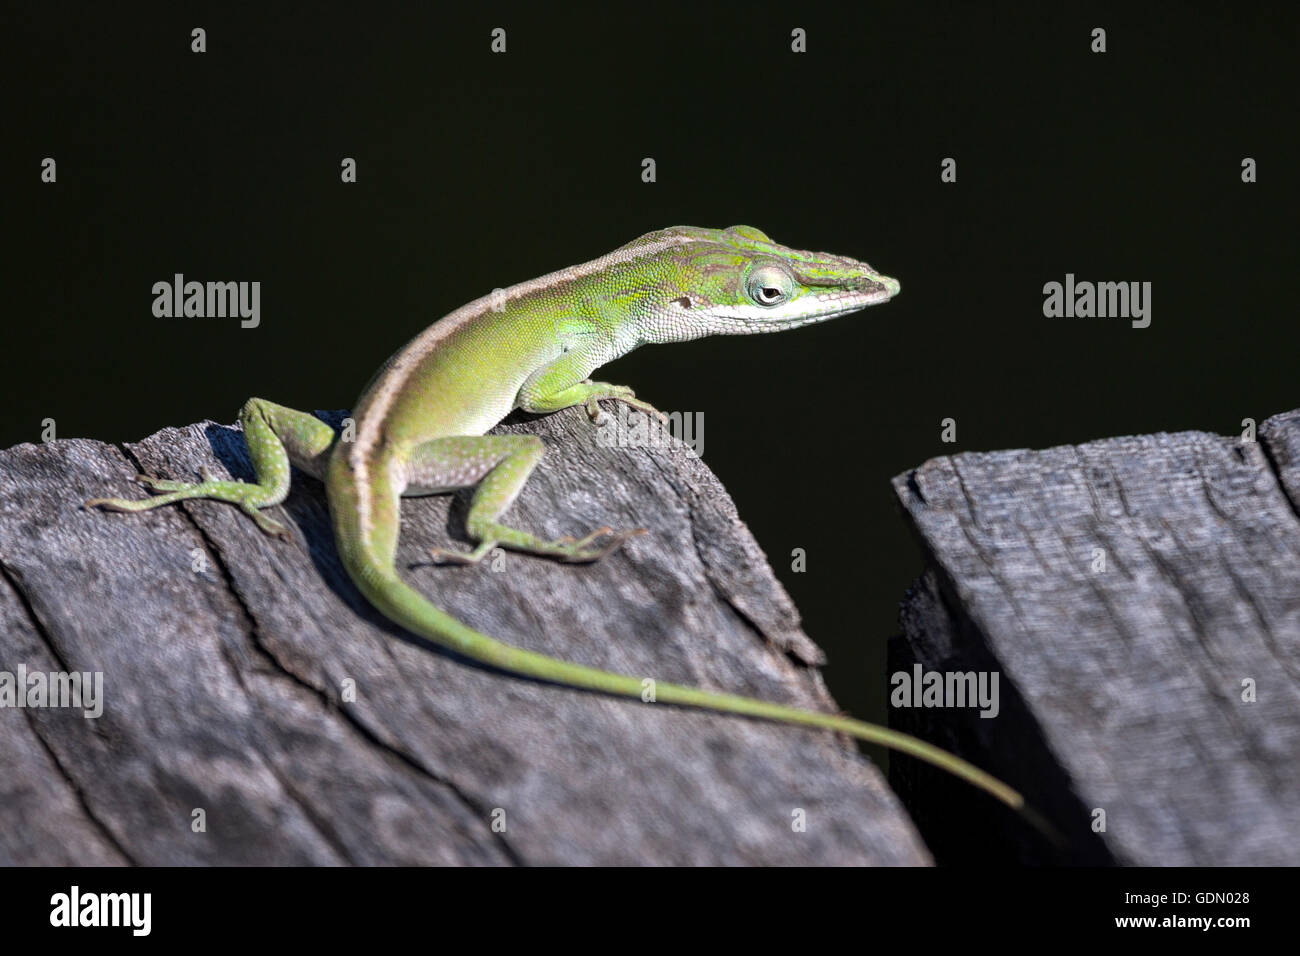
516 340 667 423
531 379 668 424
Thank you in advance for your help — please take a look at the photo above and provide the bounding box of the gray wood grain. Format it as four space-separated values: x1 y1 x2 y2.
0 407 928 865
891 414 1300 865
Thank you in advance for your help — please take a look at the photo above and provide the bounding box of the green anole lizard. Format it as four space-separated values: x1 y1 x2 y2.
88 225 1026 815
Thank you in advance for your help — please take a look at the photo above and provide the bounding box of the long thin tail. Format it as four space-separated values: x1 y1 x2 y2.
348 556 1027 815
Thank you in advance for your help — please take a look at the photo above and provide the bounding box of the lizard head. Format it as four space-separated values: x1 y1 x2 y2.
627 225 900 344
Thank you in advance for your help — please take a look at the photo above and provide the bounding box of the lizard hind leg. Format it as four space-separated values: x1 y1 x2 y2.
408 434 646 565
85 398 337 540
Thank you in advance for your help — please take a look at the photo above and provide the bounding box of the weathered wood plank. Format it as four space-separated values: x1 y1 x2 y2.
0 408 928 865
891 417 1300 865
1261 408 1300 516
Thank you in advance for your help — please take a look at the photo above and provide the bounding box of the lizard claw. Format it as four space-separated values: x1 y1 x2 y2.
245 507 293 540
558 526 648 562
428 546 474 565
585 387 669 424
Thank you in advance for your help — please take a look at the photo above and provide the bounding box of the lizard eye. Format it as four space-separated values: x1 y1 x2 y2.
746 266 792 307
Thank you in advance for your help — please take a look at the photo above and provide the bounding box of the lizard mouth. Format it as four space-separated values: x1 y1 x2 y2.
736 278 901 332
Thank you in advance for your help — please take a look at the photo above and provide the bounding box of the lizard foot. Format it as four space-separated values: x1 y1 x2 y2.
552 525 647 562
428 541 496 566
584 385 669 424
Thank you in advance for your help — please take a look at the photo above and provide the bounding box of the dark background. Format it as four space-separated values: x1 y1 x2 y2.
7 2 1298 727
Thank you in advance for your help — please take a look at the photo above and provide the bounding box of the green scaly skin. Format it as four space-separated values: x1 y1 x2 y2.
88 225 1027 815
